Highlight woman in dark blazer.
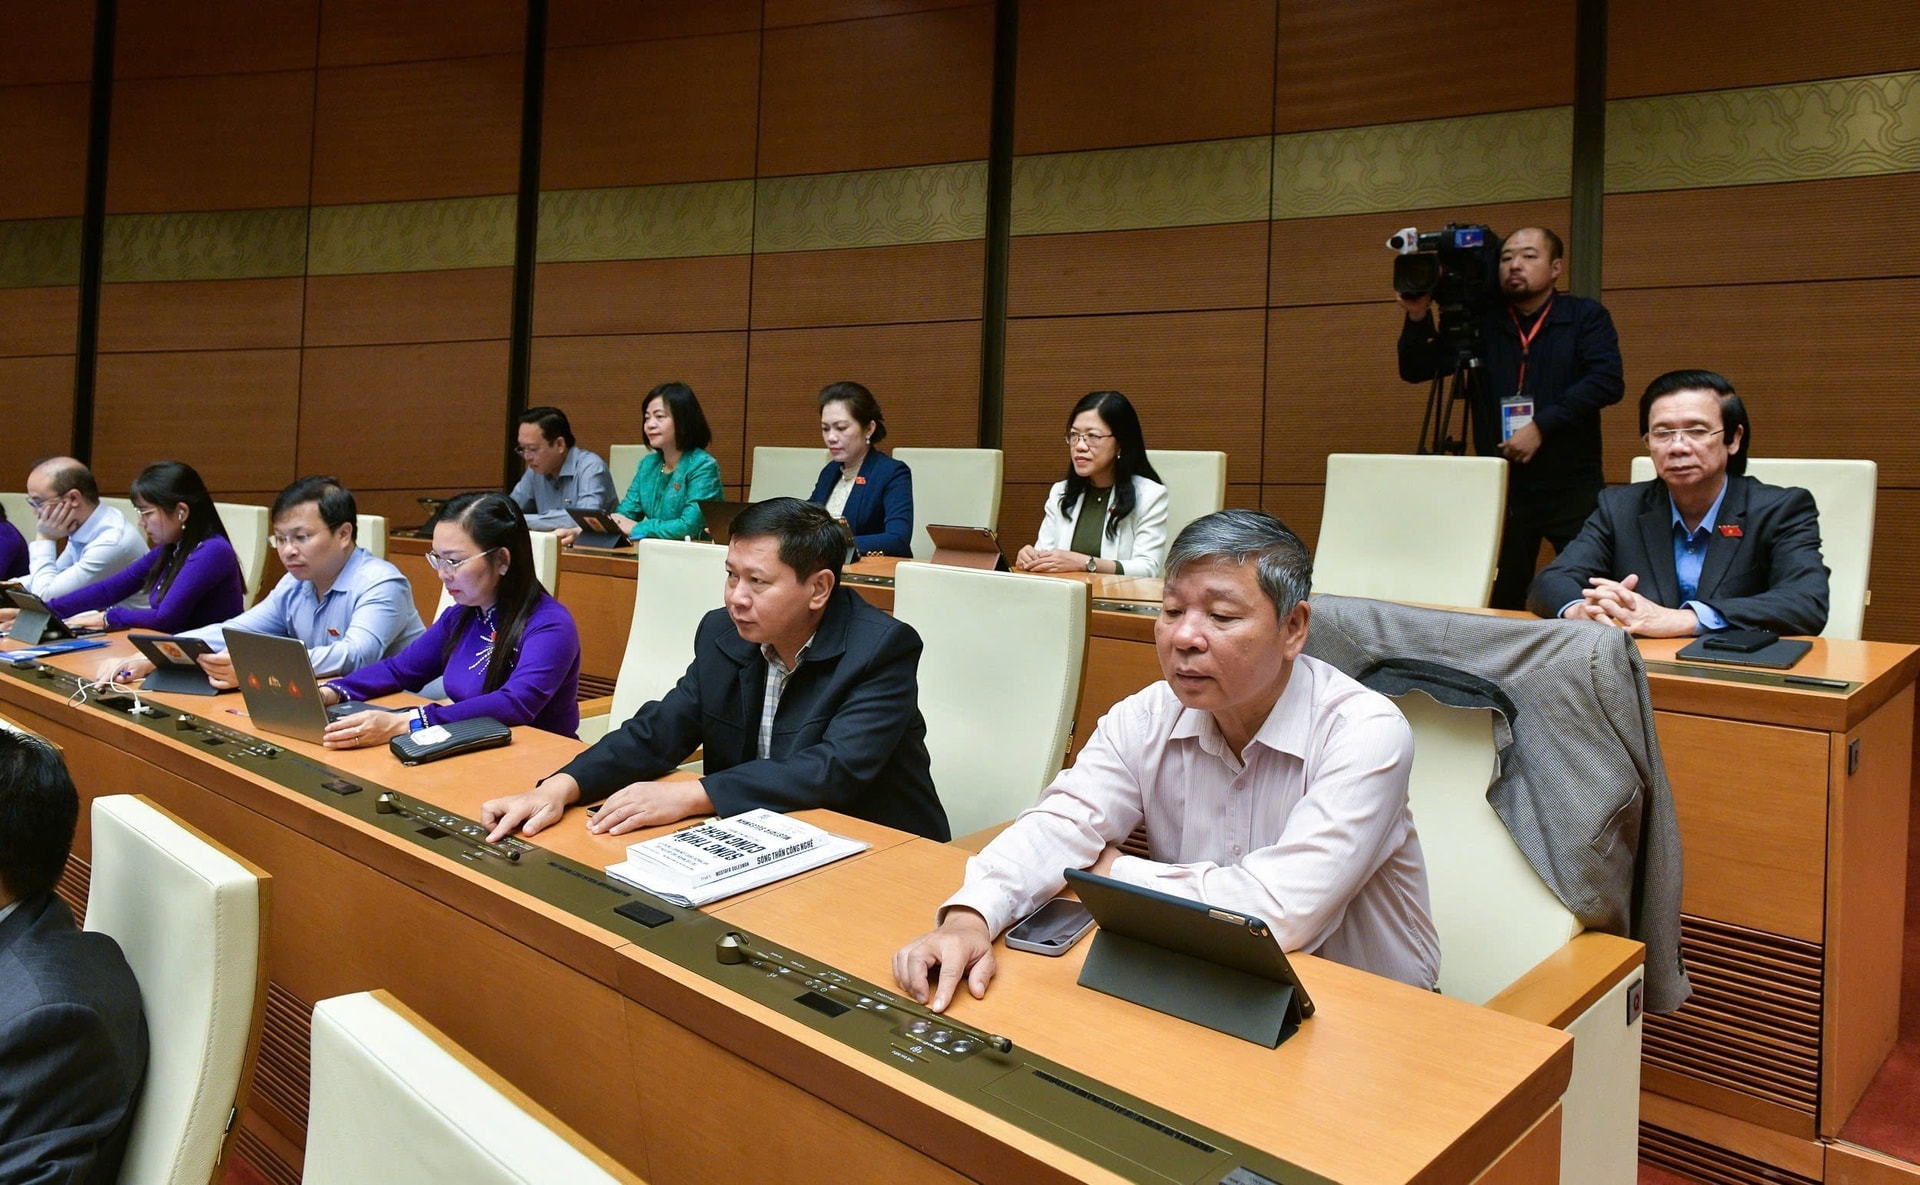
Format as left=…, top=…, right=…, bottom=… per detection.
left=807, top=381, right=913, bottom=557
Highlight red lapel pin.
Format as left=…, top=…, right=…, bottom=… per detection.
left=1718, top=524, right=1743, bottom=537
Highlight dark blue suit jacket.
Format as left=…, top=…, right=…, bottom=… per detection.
left=809, top=451, right=914, bottom=557
left=0, top=894, right=147, bottom=1185
left=558, top=586, right=950, bottom=840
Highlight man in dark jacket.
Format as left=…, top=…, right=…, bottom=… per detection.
left=484, top=497, right=949, bottom=842
left=1399, top=226, right=1625, bottom=609
left=1528, top=369, right=1829, bottom=636
left=0, top=728, right=147, bottom=1185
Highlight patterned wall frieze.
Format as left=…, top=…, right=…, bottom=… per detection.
left=1271, top=108, right=1573, bottom=221
left=307, top=196, right=517, bottom=275
left=537, top=180, right=754, bottom=262
left=1607, top=70, right=1920, bottom=193
left=1010, top=137, right=1271, bottom=235
left=0, top=217, right=83, bottom=289
left=754, top=162, right=986, bottom=253
left=101, top=207, right=308, bottom=283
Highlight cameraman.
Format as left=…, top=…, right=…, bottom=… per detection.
left=1397, top=227, right=1624, bottom=609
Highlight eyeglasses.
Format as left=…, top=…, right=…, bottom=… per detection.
left=1644, top=427, right=1725, bottom=448
left=1065, top=431, right=1113, bottom=446
left=425, top=548, right=498, bottom=573
left=26, top=493, right=66, bottom=511
left=513, top=445, right=548, bottom=457
left=270, top=531, right=322, bottom=549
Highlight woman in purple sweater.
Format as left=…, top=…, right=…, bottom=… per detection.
left=48, top=461, right=245, bottom=633
left=319, top=492, right=581, bottom=741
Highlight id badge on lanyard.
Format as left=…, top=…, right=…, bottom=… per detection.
left=1503, top=296, right=1552, bottom=442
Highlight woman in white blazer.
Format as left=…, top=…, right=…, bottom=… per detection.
left=1017, top=390, right=1170, bottom=577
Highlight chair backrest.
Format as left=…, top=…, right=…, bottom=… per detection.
left=434, top=530, right=560, bottom=619
left=748, top=446, right=827, bottom=503
left=1629, top=455, right=1875, bottom=640
left=0, top=491, right=32, bottom=532
left=609, top=444, right=648, bottom=501
left=305, top=991, right=639, bottom=1185
left=355, top=514, right=388, bottom=561
left=101, top=495, right=138, bottom=528
left=892, top=562, right=1087, bottom=838
left=1144, top=450, right=1228, bottom=545
left=889, top=448, right=1004, bottom=561
left=1313, top=454, right=1508, bottom=608
left=85, top=794, right=267, bottom=1185
left=1393, top=691, right=1580, bottom=1005
left=610, top=540, right=729, bottom=723
left=214, top=502, right=270, bottom=606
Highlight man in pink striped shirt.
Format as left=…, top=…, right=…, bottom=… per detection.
left=894, top=510, right=1439, bottom=1012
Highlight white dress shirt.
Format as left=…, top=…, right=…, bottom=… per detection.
left=944, top=654, right=1440, bottom=988
left=1033, top=475, right=1170, bottom=577
left=24, top=502, right=149, bottom=605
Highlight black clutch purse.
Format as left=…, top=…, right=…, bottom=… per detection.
left=388, top=716, right=513, bottom=765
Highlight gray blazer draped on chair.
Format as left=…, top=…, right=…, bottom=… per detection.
left=1304, top=594, right=1692, bottom=1013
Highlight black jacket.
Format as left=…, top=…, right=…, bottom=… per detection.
left=560, top=586, right=949, bottom=840
left=0, top=894, right=148, bottom=1185
left=1399, top=292, right=1624, bottom=494
left=1527, top=475, right=1830, bottom=635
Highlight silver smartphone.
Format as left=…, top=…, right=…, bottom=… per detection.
left=1004, top=897, right=1095, bottom=956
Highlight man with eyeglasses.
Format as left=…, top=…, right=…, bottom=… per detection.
left=508, top=406, right=617, bottom=531
left=109, top=476, right=426, bottom=689
left=11, top=457, right=146, bottom=603
left=1527, top=369, right=1828, bottom=637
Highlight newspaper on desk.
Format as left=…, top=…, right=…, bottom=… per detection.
left=605, top=808, right=868, bottom=907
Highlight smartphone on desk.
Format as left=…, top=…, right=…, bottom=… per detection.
left=1005, top=897, right=1095, bottom=956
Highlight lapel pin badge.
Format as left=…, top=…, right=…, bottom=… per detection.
left=1718, top=524, right=1743, bottom=537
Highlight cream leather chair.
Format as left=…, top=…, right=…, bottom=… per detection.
left=1395, top=690, right=1642, bottom=1185
left=354, top=513, right=388, bottom=561
left=0, top=491, right=31, bottom=533
left=576, top=539, right=728, bottom=744
left=1312, top=454, right=1508, bottom=608
left=305, top=990, right=641, bottom=1185
left=85, top=794, right=268, bottom=1185
left=749, top=446, right=828, bottom=502
left=101, top=495, right=138, bottom=529
left=1629, top=455, right=1874, bottom=640
left=890, top=447, right=1004, bottom=561
left=892, top=562, right=1087, bottom=838
left=214, top=502, right=270, bottom=605
left=1145, top=450, right=1227, bottom=544
left=609, top=444, right=647, bottom=503
left=433, top=529, right=561, bottom=620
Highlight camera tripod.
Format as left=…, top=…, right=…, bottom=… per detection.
left=1417, top=354, right=1487, bottom=457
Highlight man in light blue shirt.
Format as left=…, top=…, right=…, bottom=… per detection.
left=110, top=477, right=425, bottom=688
left=15, top=458, right=147, bottom=603
left=508, top=406, right=617, bottom=531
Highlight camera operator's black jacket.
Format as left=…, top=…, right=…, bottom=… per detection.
left=1399, top=293, right=1624, bottom=495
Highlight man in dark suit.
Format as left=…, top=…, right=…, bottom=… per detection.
left=483, top=497, right=949, bottom=842
left=0, top=728, right=147, bottom=1184
left=1528, top=369, right=1829, bottom=636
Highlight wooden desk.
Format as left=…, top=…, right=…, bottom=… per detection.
left=2, top=632, right=1570, bottom=1185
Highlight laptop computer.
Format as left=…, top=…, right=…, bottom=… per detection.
left=225, top=629, right=388, bottom=743
left=565, top=508, right=632, bottom=550
left=925, top=524, right=1010, bottom=572
left=697, top=499, right=753, bottom=544
left=127, top=634, right=220, bottom=696
left=4, top=588, right=103, bottom=645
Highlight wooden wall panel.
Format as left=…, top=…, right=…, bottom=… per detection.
left=1274, top=0, right=1575, bottom=133
left=1014, top=0, right=1275, bottom=154
left=0, top=2, right=95, bottom=85
left=743, top=321, right=982, bottom=451
left=756, top=4, right=993, bottom=176
left=0, top=289, right=80, bottom=357
left=98, top=279, right=305, bottom=352
left=297, top=342, right=509, bottom=490
left=1608, top=0, right=1920, bottom=98
left=540, top=33, right=760, bottom=189
left=1864, top=491, right=1920, bottom=643
left=1269, top=199, right=1572, bottom=308
left=751, top=241, right=983, bottom=329
left=529, top=331, right=750, bottom=484
left=0, top=83, right=91, bottom=218
left=317, top=0, right=526, bottom=67
left=533, top=258, right=752, bottom=337
left=113, top=0, right=318, bottom=78
left=764, top=0, right=981, bottom=26
left=0, top=355, right=76, bottom=484
left=546, top=0, right=760, bottom=47
left=1004, top=310, right=1266, bottom=484
left=106, top=72, right=316, bottom=212
left=304, top=269, right=514, bottom=346
left=1010, top=222, right=1270, bottom=318
left=311, top=56, right=524, bottom=204
left=93, top=350, right=301, bottom=490
left=1262, top=483, right=1327, bottom=551
left=1262, top=304, right=1431, bottom=483
left=997, top=482, right=1051, bottom=553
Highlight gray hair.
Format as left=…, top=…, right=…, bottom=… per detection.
left=1163, top=509, right=1312, bottom=617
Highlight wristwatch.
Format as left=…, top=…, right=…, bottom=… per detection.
left=1085, top=556, right=1098, bottom=573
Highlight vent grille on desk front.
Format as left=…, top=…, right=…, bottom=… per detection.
left=1639, top=1121, right=1819, bottom=1185
left=252, top=981, right=314, bottom=1134
left=56, top=852, right=89, bottom=920
left=1642, top=915, right=1823, bottom=1116
left=231, top=1123, right=303, bottom=1185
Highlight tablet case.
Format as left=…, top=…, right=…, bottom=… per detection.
left=127, top=635, right=219, bottom=696
left=389, top=715, right=513, bottom=765
left=566, top=509, right=631, bottom=550
left=1674, top=635, right=1814, bottom=670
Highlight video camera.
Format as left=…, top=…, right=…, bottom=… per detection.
left=1387, top=223, right=1504, bottom=361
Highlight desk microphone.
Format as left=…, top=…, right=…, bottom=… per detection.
left=714, top=932, right=1013, bottom=1055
